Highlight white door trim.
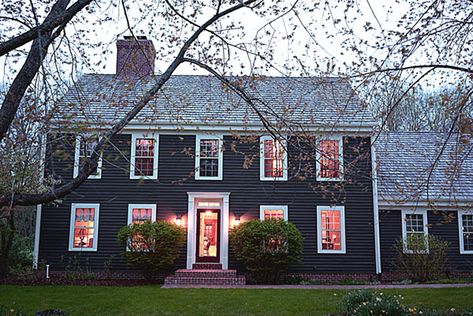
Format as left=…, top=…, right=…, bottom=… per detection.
left=186, top=192, right=230, bottom=269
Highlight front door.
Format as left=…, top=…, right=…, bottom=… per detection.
left=196, top=209, right=220, bottom=262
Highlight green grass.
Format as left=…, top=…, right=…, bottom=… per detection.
left=0, top=286, right=472, bottom=315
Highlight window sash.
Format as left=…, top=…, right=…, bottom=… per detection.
left=74, top=135, right=102, bottom=179
left=263, top=139, right=284, bottom=178
left=195, top=136, right=222, bottom=180
left=130, top=134, right=158, bottom=179
left=69, top=204, right=99, bottom=251
left=461, top=213, right=473, bottom=252
left=260, top=205, right=288, bottom=221
left=316, top=138, right=343, bottom=181
left=317, top=206, right=346, bottom=254
left=402, top=210, right=428, bottom=253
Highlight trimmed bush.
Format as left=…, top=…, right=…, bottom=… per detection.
left=117, top=221, right=186, bottom=278
left=395, top=234, right=449, bottom=282
left=229, top=219, right=303, bottom=283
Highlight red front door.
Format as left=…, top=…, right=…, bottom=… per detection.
left=196, top=209, right=220, bottom=262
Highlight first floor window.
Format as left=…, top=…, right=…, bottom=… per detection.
left=74, top=135, right=102, bottom=179
left=316, top=137, right=343, bottom=181
left=69, top=203, right=100, bottom=251
left=130, top=133, right=159, bottom=179
left=127, top=204, right=157, bottom=251
left=317, top=206, right=346, bottom=253
left=260, top=136, right=287, bottom=180
left=195, top=135, right=223, bottom=180
left=459, top=210, right=473, bottom=254
left=402, top=210, right=428, bottom=253
left=260, top=205, right=288, bottom=221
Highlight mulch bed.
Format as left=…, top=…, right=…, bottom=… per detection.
left=0, top=278, right=163, bottom=286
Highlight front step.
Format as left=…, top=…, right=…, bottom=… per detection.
left=192, top=263, right=222, bottom=270
left=164, top=268, right=246, bottom=287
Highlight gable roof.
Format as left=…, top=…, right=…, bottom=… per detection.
left=54, top=74, right=375, bottom=130
left=376, top=131, right=473, bottom=204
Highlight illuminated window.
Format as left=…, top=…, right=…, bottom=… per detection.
left=317, top=206, right=346, bottom=254
left=459, top=210, right=473, bottom=254
left=195, top=135, right=223, bottom=180
left=260, top=205, right=288, bottom=221
left=260, top=136, right=287, bottom=181
left=69, top=203, right=100, bottom=251
left=130, top=133, right=159, bottom=179
left=316, top=137, right=343, bottom=181
left=402, top=210, right=429, bottom=254
left=127, top=204, right=157, bottom=251
left=73, top=135, right=102, bottom=179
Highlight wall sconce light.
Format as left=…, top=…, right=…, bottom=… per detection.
left=175, top=214, right=183, bottom=226
left=234, top=213, right=241, bottom=226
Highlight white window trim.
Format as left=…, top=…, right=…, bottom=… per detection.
left=129, top=132, right=159, bottom=180
left=316, top=136, right=344, bottom=182
left=69, top=203, right=100, bottom=252
left=259, top=205, right=289, bottom=221
left=127, top=204, right=157, bottom=225
left=195, top=134, right=223, bottom=180
left=458, top=209, right=473, bottom=255
left=73, top=135, right=103, bottom=179
left=259, top=135, right=288, bottom=181
left=317, top=205, right=346, bottom=254
left=401, top=209, right=429, bottom=254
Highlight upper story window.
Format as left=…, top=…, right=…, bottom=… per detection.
left=260, top=205, right=288, bottom=221
left=317, top=206, right=346, bottom=254
left=402, top=209, right=429, bottom=254
left=195, top=135, right=223, bottom=180
left=69, top=203, right=100, bottom=251
left=130, top=133, right=159, bottom=179
left=458, top=210, right=473, bottom=254
left=260, top=136, right=288, bottom=181
left=74, top=135, right=102, bottom=179
left=316, top=137, right=343, bottom=181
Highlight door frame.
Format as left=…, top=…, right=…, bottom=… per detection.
left=186, top=192, right=230, bottom=269
left=195, top=208, right=221, bottom=262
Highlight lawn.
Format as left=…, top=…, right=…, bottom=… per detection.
left=0, top=286, right=472, bottom=315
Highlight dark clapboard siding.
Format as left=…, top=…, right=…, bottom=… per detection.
left=39, top=133, right=376, bottom=273
left=380, top=210, right=473, bottom=272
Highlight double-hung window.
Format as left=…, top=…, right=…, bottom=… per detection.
left=260, top=205, right=288, bottom=221
left=260, top=136, right=287, bottom=181
left=316, top=137, right=343, bottom=181
left=195, top=135, right=223, bottom=180
left=317, top=206, right=346, bottom=254
left=74, top=135, right=102, bottom=179
left=401, top=209, right=429, bottom=253
left=130, top=133, right=159, bottom=179
left=458, top=210, right=473, bottom=254
left=69, top=203, right=100, bottom=251
left=127, top=204, right=157, bottom=251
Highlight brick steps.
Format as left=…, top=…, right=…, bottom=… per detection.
left=164, top=268, right=246, bottom=287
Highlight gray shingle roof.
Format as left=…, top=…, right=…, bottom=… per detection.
left=376, top=132, right=473, bottom=203
left=54, top=74, right=375, bottom=129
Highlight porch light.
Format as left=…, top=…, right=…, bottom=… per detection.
left=234, top=215, right=241, bottom=226
left=175, top=214, right=183, bottom=226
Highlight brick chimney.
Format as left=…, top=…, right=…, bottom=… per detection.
left=116, top=36, right=156, bottom=78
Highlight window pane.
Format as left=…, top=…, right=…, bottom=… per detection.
left=73, top=208, right=95, bottom=249
left=200, top=158, right=219, bottom=177
left=319, top=140, right=339, bottom=179
left=134, top=139, right=155, bottom=177
left=200, top=140, right=219, bottom=158
left=132, top=208, right=152, bottom=224
left=264, top=209, right=284, bottom=220
left=463, top=214, right=473, bottom=251
left=320, top=210, right=342, bottom=250
left=263, top=139, right=284, bottom=178
left=79, top=137, right=99, bottom=175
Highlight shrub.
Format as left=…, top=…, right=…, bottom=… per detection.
left=340, top=290, right=408, bottom=316
left=229, top=219, right=303, bottom=283
left=394, top=234, right=449, bottom=282
left=117, top=221, right=186, bottom=278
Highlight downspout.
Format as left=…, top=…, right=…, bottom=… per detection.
left=371, top=136, right=382, bottom=274
left=33, top=132, right=47, bottom=269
